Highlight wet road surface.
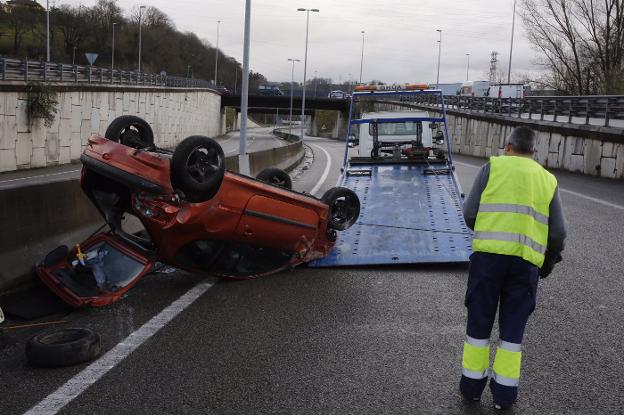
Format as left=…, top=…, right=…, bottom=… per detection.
left=1, top=139, right=624, bottom=414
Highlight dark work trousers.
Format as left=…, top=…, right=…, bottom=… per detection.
left=460, top=252, right=539, bottom=406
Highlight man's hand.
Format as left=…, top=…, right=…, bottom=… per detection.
left=539, top=251, right=562, bottom=279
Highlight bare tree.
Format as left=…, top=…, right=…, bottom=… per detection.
left=521, top=0, right=624, bottom=94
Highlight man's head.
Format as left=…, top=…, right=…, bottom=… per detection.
left=505, top=127, right=536, bottom=156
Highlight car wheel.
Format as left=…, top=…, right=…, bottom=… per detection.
left=105, top=115, right=155, bottom=150
left=256, top=167, right=292, bottom=189
left=321, top=187, right=360, bottom=231
left=26, top=328, right=101, bottom=368
left=170, top=135, right=225, bottom=203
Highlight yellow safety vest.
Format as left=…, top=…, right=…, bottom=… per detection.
left=472, top=156, right=558, bottom=267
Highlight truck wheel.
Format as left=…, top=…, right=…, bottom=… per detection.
left=170, top=135, right=225, bottom=203
left=105, top=115, right=154, bottom=149
left=256, top=167, right=292, bottom=189
left=26, top=328, right=101, bottom=368
left=321, top=187, right=360, bottom=231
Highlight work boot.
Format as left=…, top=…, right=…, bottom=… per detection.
left=460, top=375, right=488, bottom=402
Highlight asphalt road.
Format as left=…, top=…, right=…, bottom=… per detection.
left=217, top=126, right=290, bottom=157
left=1, top=139, right=624, bottom=414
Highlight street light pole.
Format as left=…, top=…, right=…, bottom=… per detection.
left=138, top=5, right=146, bottom=72
left=111, top=23, right=117, bottom=71
left=239, top=0, right=252, bottom=175
left=466, top=53, right=470, bottom=81
left=214, top=20, right=221, bottom=85
left=46, top=0, right=50, bottom=61
left=314, top=70, right=318, bottom=98
left=288, top=58, right=300, bottom=138
left=298, top=8, right=319, bottom=141
left=507, top=0, right=517, bottom=84
left=359, top=30, right=365, bottom=84
left=436, top=29, right=442, bottom=88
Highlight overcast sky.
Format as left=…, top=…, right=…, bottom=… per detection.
left=60, top=0, right=540, bottom=84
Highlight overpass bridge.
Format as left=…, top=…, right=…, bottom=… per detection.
left=221, top=95, right=350, bottom=138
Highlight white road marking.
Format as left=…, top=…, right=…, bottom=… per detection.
left=25, top=281, right=215, bottom=415
left=454, top=160, right=624, bottom=211
left=0, top=169, right=81, bottom=185
left=309, top=143, right=332, bottom=196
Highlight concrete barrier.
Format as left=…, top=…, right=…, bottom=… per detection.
left=0, top=136, right=304, bottom=293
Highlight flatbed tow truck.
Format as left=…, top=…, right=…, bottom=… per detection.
left=311, top=85, right=472, bottom=267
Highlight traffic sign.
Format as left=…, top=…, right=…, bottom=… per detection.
left=85, top=53, right=99, bottom=65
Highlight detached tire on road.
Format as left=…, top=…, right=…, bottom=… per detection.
left=321, top=187, right=360, bottom=231
left=170, top=135, right=225, bottom=203
left=105, top=115, right=155, bottom=149
left=26, top=328, right=101, bottom=368
left=256, top=167, right=292, bottom=189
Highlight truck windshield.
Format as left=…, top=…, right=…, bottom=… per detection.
left=369, top=121, right=422, bottom=136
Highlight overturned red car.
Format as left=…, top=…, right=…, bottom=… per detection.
left=36, top=116, right=360, bottom=307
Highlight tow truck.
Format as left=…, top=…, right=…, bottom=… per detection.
left=310, top=85, right=472, bottom=267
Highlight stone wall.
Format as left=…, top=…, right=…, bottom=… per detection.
left=445, top=114, right=624, bottom=179
left=389, top=102, right=624, bottom=180
left=0, top=85, right=222, bottom=172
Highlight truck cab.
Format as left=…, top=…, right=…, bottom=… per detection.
left=357, top=111, right=435, bottom=158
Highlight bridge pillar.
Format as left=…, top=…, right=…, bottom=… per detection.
left=235, top=111, right=241, bottom=131
left=332, top=111, right=348, bottom=140
left=220, top=109, right=227, bottom=135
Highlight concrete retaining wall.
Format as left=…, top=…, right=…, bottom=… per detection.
left=390, top=102, right=624, bottom=180
left=0, top=136, right=304, bottom=292
left=444, top=113, right=624, bottom=179
left=0, top=85, right=222, bottom=172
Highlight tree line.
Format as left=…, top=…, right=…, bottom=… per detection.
left=521, top=0, right=624, bottom=95
left=0, top=0, right=267, bottom=89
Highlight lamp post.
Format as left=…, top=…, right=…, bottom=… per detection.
left=297, top=7, right=319, bottom=140
left=111, top=23, right=117, bottom=71
left=313, top=70, right=318, bottom=98
left=288, top=58, right=300, bottom=137
left=138, top=5, right=146, bottom=72
left=214, top=20, right=221, bottom=85
left=466, top=53, right=470, bottom=81
left=507, top=0, right=517, bottom=84
left=359, top=30, right=365, bottom=84
left=239, top=0, right=252, bottom=175
left=435, top=29, right=442, bottom=88
left=46, top=0, right=50, bottom=61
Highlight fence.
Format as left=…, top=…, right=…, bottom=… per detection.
left=398, top=94, right=624, bottom=128
left=0, top=57, right=213, bottom=89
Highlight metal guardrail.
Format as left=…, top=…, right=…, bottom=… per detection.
left=0, top=57, right=213, bottom=89
left=398, top=94, right=624, bottom=128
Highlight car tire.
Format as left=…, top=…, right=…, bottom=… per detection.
left=256, top=167, right=292, bottom=189
left=26, top=328, right=101, bottom=368
left=321, top=187, right=360, bottom=231
left=105, top=115, right=155, bottom=149
left=170, top=135, right=225, bottom=203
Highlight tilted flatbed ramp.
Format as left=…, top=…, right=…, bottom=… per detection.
left=310, top=87, right=472, bottom=267
left=310, top=163, right=471, bottom=267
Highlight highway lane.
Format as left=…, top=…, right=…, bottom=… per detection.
left=2, top=141, right=624, bottom=414
left=217, top=126, right=290, bottom=157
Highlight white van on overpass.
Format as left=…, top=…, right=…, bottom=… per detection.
left=459, top=81, right=490, bottom=97
left=488, top=83, right=528, bottom=99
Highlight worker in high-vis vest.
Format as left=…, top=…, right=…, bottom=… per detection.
left=459, top=127, right=567, bottom=410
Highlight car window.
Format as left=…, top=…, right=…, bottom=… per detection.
left=369, top=121, right=422, bottom=136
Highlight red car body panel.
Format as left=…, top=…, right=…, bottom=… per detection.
left=36, top=135, right=337, bottom=307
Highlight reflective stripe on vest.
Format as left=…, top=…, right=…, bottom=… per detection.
left=462, top=336, right=490, bottom=379
left=473, top=156, right=558, bottom=267
left=492, top=340, right=522, bottom=386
